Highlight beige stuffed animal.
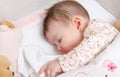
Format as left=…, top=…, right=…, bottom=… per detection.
left=0, top=55, right=14, bottom=77
left=113, top=19, right=120, bottom=31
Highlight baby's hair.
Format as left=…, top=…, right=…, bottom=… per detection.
left=43, top=0, right=89, bottom=37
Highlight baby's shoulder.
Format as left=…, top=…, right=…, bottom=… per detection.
left=85, top=19, right=115, bottom=36
left=88, top=19, right=113, bottom=30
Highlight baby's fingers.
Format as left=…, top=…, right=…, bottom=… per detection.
left=45, top=70, right=56, bottom=77
left=50, top=71, right=56, bottom=77
left=38, top=64, right=47, bottom=75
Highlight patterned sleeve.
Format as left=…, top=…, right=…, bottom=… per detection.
left=58, top=19, right=119, bottom=72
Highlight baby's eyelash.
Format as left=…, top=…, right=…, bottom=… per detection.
left=58, top=38, right=62, bottom=43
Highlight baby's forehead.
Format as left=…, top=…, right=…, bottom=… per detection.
left=45, top=28, right=57, bottom=45
left=45, top=18, right=69, bottom=36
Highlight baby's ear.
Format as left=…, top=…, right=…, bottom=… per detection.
left=72, top=16, right=84, bottom=31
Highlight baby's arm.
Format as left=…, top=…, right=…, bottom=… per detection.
left=58, top=19, right=119, bottom=72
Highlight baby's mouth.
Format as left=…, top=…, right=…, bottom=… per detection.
left=60, top=49, right=68, bottom=54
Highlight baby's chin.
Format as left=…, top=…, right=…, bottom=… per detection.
left=59, top=46, right=76, bottom=54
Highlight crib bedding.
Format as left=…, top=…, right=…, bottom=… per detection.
left=18, top=33, right=120, bottom=77
left=16, top=0, right=120, bottom=77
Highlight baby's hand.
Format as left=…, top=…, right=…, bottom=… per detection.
left=38, top=59, right=63, bottom=77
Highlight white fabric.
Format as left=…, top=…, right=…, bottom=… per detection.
left=18, top=45, right=58, bottom=77
left=76, top=0, right=116, bottom=23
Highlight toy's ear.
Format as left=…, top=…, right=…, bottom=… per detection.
left=113, top=19, right=120, bottom=31
left=2, top=20, right=15, bottom=29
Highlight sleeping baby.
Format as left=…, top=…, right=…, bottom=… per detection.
left=38, top=1, right=119, bottom=77
left=18, top=1, right=119, bottom=77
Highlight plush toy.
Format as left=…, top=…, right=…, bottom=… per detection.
left=0, top=20, right=22, bottom=76
left=113, top=19, right=120, bottom=31
left=0, top=55, right=14, bottom=77
left=0, top=20, right=15, bottom=31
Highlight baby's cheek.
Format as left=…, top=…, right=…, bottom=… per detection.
left=61, top=38, right=80, bottom=54
left=63, top=41, right=80, bottom=54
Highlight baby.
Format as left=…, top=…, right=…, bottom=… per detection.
left=39, top=1, right=119, bottom=77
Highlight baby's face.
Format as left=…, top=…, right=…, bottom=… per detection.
left=46, top=20, right=83, bottom=54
